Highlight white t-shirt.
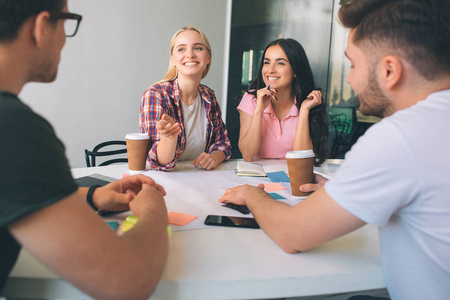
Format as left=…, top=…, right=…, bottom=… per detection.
left=325, top=90, right=450, bottom=300
left=178, top=93, right=207, bottom=161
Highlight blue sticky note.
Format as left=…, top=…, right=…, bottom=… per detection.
left=269, top=192, right=286, bottom=200
left=267, top=171, right=290, bottom=183
left=106, top=221, right=119, bottom=230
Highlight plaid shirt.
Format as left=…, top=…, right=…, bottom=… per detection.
left=139, top=79, right=232, bottom=171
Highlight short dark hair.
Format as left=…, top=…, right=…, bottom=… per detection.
left=339, top=0, right=450, bottom=80
left=249, top=38, right=329, bottom=165
left=0, top=0, right=65, bottom=42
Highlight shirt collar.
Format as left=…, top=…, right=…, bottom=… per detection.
left=168, top=78, right=211, bottom=104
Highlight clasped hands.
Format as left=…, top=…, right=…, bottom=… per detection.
left=91, top=174, right=166, bottom=215
left=156, top=114, right=220, bottom=170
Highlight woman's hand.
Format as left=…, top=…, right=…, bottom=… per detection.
left=156, top=114, right=181, bottom=139
left=301, top=89, right=322, bottom=111
left=191, top=152, right=219, bottom=170
left=255, top=86, right=278, bottom=113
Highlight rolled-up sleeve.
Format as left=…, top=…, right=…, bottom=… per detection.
left=139, top=86, right=177, bottom=171
left=206, top=94, right=232, bottom=160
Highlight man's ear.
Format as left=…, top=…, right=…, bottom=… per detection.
left=33, top=11, right=51, bottom=48
left=378, top=55, right=403, bottom=90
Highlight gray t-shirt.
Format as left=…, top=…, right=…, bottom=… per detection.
left=178, top=93, right=207, bottom=161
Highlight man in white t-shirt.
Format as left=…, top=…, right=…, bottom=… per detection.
left=219, top=0, right=450, bottom=299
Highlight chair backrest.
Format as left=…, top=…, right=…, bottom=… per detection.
left=84, top=140, right=128, bottom=167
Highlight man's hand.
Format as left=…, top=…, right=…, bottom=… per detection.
left=219, top=184, right=266, bottom=206
left=128, top=184, right=167, bottom=218
left=93, top=175, right=166, bottom=211
left=299, top=174, right=328, bottom=193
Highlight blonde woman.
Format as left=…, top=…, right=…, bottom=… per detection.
left=139, top=26, right=231, bottom=171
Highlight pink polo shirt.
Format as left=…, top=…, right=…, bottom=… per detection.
left=237, top=92, right=299, bottom=159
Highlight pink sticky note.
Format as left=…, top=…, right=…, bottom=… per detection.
left=168, top=212, right=198, bottom=226
left=264, top=182, right=286, bottom=193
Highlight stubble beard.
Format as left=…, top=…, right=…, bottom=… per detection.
left=358, top=67, right=394, bottom=118
left=27, top=57, right=58, bottom=83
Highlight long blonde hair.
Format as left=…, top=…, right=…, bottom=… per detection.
left=158, top=26, right=212, bottom=83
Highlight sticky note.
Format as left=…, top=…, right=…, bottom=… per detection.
left=267, top=171, right=290, bottom=183
left=125, top=215, right=138, bottom=224
left=106, top=221, right=118, bottom=230
left=122, top=216, right=137, bottom=232
left=263, top=182, right=287, bottom=192
left=122, top=221, right=134, bottom=232
left=268, top=192, right=286, bottom=200
left=168, top=212, right=198, bottom=226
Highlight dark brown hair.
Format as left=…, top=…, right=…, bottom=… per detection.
left=248, top=38, right=329, bottom=166
left=0, top=0, right=65, bottom=42
left=339, top=0, right=450, bottom=80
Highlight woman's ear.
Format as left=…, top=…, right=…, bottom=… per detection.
left=33, top=11, right=51, bottom=48
left=378, top=55, right=403, bottom=90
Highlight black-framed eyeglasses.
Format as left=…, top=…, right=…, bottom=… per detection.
left=49, top=12, right=82, bottom=37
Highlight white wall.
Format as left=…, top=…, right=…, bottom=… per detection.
left=19, top=0, right=230, bottom=168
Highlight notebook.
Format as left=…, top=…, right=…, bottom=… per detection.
left=235, top=161, right=267, bottom=177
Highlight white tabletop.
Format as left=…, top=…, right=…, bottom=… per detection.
left=4, top=159, right=385, bottom=300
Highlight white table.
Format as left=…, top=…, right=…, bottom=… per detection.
left=3, top=160, right=385, bottom=299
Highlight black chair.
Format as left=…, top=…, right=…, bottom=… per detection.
left=84, top=140, right=128, bottom=167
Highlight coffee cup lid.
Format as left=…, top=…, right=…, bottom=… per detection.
left=285, top=150, right=315, bottom=159
left=125, top=133, right=150, bottom=140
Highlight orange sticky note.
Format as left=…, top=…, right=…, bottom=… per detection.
left=264, top=182, right=286, bottom=193
left=168, top=212, right=198, bottom=226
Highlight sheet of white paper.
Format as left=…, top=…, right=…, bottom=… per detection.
left=90, top=159, right=343, bottom=232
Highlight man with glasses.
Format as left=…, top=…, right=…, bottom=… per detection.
left=50, top=11, right=82, bottom=37
left=0, top=1, right=169, bottom=298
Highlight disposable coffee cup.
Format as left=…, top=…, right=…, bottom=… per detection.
left=285, top=150, right=315, bottom=197
left=125, top=133, right=150, bottom=174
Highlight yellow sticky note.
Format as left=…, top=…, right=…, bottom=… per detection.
left=125, top=215, right=138, bottom=224
left=122, top=216, right=137, bottom=232
left=263, top=182, right=287, bottom=193
left=168, top=212, right=197, bottom=226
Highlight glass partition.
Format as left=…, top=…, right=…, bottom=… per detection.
left=226, top=0, right=379, bottom=159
